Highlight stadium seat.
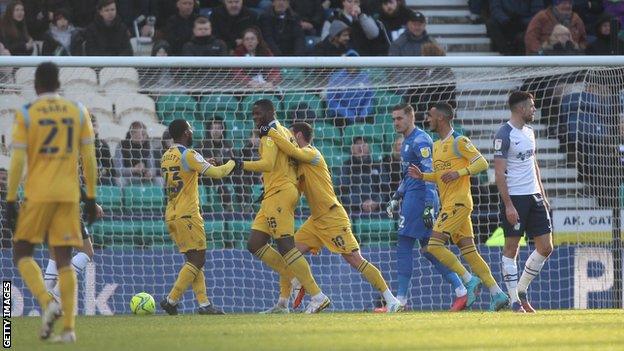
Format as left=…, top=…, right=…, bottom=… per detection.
left=280, top=68, right=305, bottom=83
left=343, top=123, right=383, bottom=146
left=198, top=94, right=239, bottom=118
left=91, top=221, right=137, bottom=246
left=203, top=186, right=225, bottom=213
left=123, top=185, right=165, bottom=210
left=100, top=67, right=139, bottom=94
left=317, top=144, right=349, bottom=168
left=312, top=123, right=341, bottom=142
left=97, top=185, right=123, bottom=210
left=59, top=67, right=98, bottom=94
left=205, top=220, right=227, bottom=249
left=353, top=218, right=396, bottom=246
left=156, top=94, right=198, bottom=125
left=374, top=91, right=404, bottom=115
left=227, top=220, right=248, bottom=249
left=136, top=220, right=169, bottom=245
left=0, top=94, right=26, bottom=125
left=65, top=93, right=115, bottom=124
left=240, top=94, right=281, bottom=118
left=225, top=120, right=254, bottom=149
left=14, top=67, right=36, bottom=88
left=282, top=93, right=324, bottom=120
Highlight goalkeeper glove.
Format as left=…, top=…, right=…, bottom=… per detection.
left=6, top=201, right=18, bottom=232
left=385, top=193, right=401, bottom=219
left=84, top=198, right=98, bottom=225
left=422, top=205, right=434, bottom=229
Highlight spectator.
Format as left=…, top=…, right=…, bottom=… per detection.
left=210, top=0, right=259, bottom=50
left=572, top=0, right=603, bottom=35
left=0, top=1, right=34, bottom=56
left=539, top=23, right=584, bottom=54
left=381, top=135, right=403, bottom=195
left=181, top=16, right=227, bottom=56
left=603, top=0, right=624, bottom=28
left=148, top=40, right=175, bottom=87
left=41, top=8, right=78, bottom=55
left=81, top=0, right=133, bottom=56
left=153, top=129, right=172, bottom=176
left=313, top=20, right=352, bottom=56
left=259, top=0, right=305, bottom=56
left=151, top=39, right=171, bottom=56
left=164, top=0, right=197, bottom=56
left=378, top=0, right=411, bottom=41
left=322, top=0, right=387, bottom=56
left=468, top=0, right=485, bottom=23
left=116, top=0, right=159, bottom=32
left=90, top=113, right=119, bottom=185
left=21, top=0, right=55, bottom=40
left=339, top=136, right=387, bottom=213
left=586, top=14, right=624, bottom=55
left=234, top=27, right=281, bottom=88
left=485, top=0, right=544, bottom=55
left=290, top=0, right=325, bottom=35
left=525, top=0, right=587, bottom=55
left=388, top=10, right=436, bottom=56
left=116, top=121, right=161, bottom=186
left=326, top=62, right=374, bottom=126
left=198, top=120, right=235, bottom=167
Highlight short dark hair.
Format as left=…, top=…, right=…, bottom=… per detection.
left=431, top=102, right=454, bottom=120
left=96, top=0, right=115, bottom=10
left=35, top=62, right=60, bottom=92
left=508, top=91, right=534, bottom=111
left=194, top=16, right=210, bottom=26
left=253, top=99, right=275, bottom=114
left=352, top=136, right=366, bottom=144
left=168, top=119, right=189, bottom=140
left=291, top=122, right=313, bottom=142
left=392, top=103, right=414, bottom=115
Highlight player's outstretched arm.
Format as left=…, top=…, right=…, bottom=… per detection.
left=203, top=160, right=236, bottom=178
left=456, top=136, right=488, bottom=176
left=184, top=150, right=235, bottom=178
left=267, top=129, right=320, bottom=165
left=240, top=135, right=279, bottom=173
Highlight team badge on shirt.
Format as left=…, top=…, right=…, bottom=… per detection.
left=420, top=147, right=431, bottom=158
left=494, top=139, right=502, bottom=150
left=265, top=137, right=275, bottom=147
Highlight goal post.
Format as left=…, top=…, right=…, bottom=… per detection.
left=0, top=56, right=622, bottom=314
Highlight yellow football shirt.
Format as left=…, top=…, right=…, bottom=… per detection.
left=423, top=131, right=488, bottom=209
left=243, top=121, right=298, bottom=198
left=161, top=144, right=234, bottom=221
left=268, top=129, right=341, bottom=219
left=9, top=93, right=95, bottom=202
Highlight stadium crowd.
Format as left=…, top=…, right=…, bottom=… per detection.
left=1, top=0, right=624, bottom=58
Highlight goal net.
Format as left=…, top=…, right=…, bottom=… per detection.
left=0, top=57, right=622, bottom=314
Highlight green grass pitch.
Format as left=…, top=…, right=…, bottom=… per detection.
left=9, top=310, right=624, bottom=351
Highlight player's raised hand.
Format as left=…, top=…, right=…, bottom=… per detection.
left=84, top=198, right=98, bottom=225
left=259, top=125, right=271, bottom=138
left=440, top=171, right=460, bottom=184
left=422, top=206, right=434, bottom=229
left=206, top=157, right=218, bottom=166
left=407, top=164, right=423, bottom=179
left=5, top=201, right=18, bottom=232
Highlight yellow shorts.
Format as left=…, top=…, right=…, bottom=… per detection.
left=167, top=216, right=206, bottom=253
left=251, top=186, right=298, bottom=239
left=14, top=201, right=82, bottom=247
left=433, top=204, right=474, bottom=244
left=296, top=206, right=359, bottom=254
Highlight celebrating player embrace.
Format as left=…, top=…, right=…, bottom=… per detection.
left=408, top=102, right=509, bottom=311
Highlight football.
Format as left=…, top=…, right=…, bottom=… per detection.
left=130, top=292, right=156, bottom=315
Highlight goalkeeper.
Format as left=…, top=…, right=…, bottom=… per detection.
left=263, top=122, right=403, bottom=313
left=385, top=104, right=467, bottom=311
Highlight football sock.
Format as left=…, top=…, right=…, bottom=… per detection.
left=283, top=248, right=321, bottom=296
left=422, top=251, right=465, bottom=296
left=278, top=274, right=292, bottom=300
left=517, top=250, right=548, bottom=293
left=461, top=272, right=473, bottom=283
left=44, top=259, right=58, bottom=291
left=357, top=259, right=389, bottom=293
left=53, top=252, right=90, bottom=298
left=427, top=237, right=469, bottom=277
left=501, top=255, right=519, bottom=303
left=254, top=244, right=289, bottom=275
left=17, top=257, right=52, bottom=309
left=191, top=268, right=210, bottom=306
left=396, top=236, right=415, bottom=299
left=460, top=244, right=502, bottom=294
left=277, top=297, right=289, bottom=308
left=168, top=262, right=200, bottom=304
left=58, top=266, right=77, bottom=331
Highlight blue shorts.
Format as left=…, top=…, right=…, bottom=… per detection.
left=501, top=193, right=552, bottom=238
left=398, top=197, right=432, bottom=239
